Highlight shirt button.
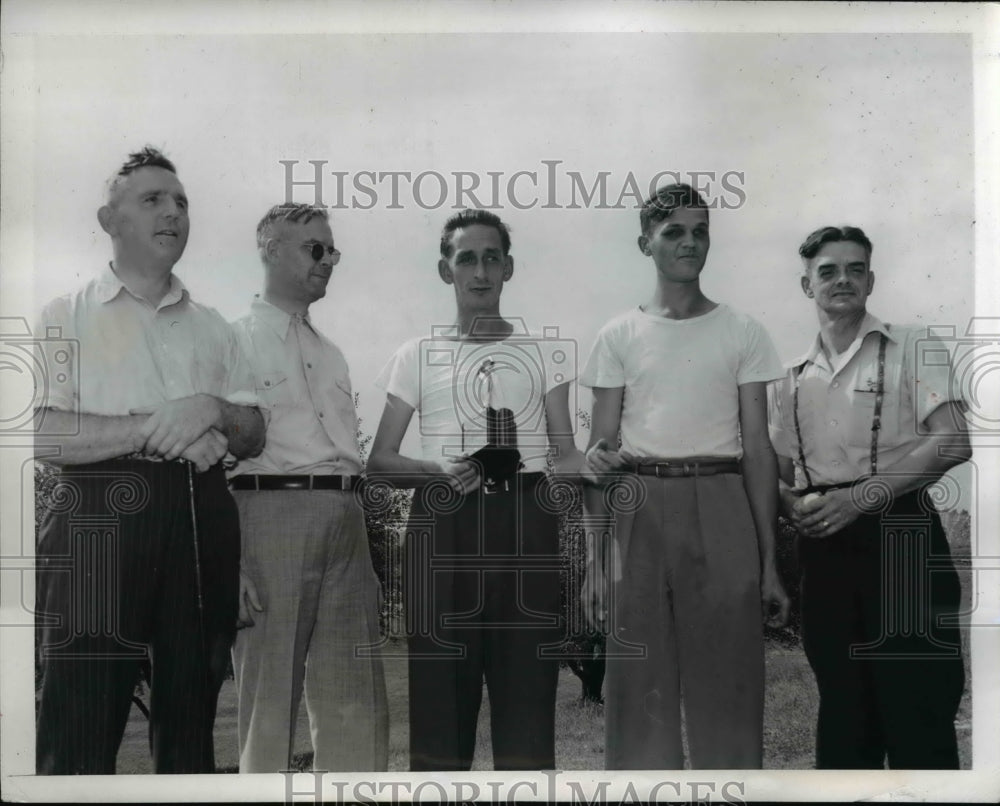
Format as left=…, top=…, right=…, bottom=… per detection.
left=306, top=363, right=312, bottom=369
left=830, top=420, right=838, bottom=427
left=318, top=412, right=324, bottom=418
left=264, top=380, right=271, bottom=387
left=832, top=381, right=840, bottom=389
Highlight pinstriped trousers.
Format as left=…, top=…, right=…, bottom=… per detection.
left=35, top=460, right=239, bottom=774
left=604, top=473, right=765, bottom=769
left=231, top=490, right=388, bottom=772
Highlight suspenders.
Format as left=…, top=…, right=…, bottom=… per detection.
left=792, top=330, right=888, bottom=493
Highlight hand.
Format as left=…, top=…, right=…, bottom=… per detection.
left=133, top=394, right=222, bottom=460
left=438, top=456, right=481, bottom=495
left=581, top=438, right=636, bottom=485
left=580, top=561, right=610, bottom=632
left=179, top=428, right=229, bottom=473
left=795, top=488, right=862, bottom=538
left=761, top=566, right=791, bottom=628
left=237, top=569, right=264, bottom=628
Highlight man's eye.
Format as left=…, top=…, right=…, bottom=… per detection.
left=484, top=255, right=499, bottom=264
left=663, top=230, right=682, bottom=240
left=456, top=254, right=475, bottom=265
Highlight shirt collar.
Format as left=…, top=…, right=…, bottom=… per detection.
left=96, top=263, right=188, bottom=308
left=251, top=295, right=315, bottom=341
left=789, top=311, right=897, bottom=371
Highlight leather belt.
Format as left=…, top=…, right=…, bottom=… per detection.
left=229, top=474, right=363, bottom=491
left=633, top=459, right=740, bottom=478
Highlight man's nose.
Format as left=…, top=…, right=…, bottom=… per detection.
left=472, top=258, right=488, bottom=278
left=162, top=197, right=181, bottom=218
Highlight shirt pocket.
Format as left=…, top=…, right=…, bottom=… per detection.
left=255, top=371, right=291, bottom=407
left=849, top=388, right=901, bottom=450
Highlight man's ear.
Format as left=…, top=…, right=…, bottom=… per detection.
left=97, top=205, right=115, bottom=236
left=637, top=234, right=651, bottom=255
left=502, top=255, right=514, bottom=282
left=438, top=258, right=454, bottom=285
left=263, top=237, right=281, bottom=264
left=800, top=273, right=815, bottom=298
left=866, top=270, right=875, bottom=296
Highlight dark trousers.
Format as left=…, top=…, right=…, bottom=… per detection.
left=404, top=475, right=562, bottom=771
left=35, top=460, right=240, bottom=774
left=799, top=489, right=965, bottom=769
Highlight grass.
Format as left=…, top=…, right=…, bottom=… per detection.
left=115, top=634, right=971, bottom=773
left=114, top=511, right=975, bottom=773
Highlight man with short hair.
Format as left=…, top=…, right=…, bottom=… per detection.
left=34, top=147, right=265, bottom=774
left=769, top=225, right=969, bottom=769
left=580, top=183, right=790, bottom=769
left=369, top=208, right=584, bottom=770
left=229, top=203, right=388, bottom=773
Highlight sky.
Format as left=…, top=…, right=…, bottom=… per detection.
left=15, top=29, right=978, bottom=451
left=2, top=1, right=999, bottom=799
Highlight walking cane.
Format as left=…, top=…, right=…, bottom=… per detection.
left=186, top=461, right=208, bottom=662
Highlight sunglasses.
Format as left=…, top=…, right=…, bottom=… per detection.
left=303, top=242, right=342, bottom=264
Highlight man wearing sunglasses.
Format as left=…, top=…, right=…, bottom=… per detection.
left=227, top=203, right=388, bottom=772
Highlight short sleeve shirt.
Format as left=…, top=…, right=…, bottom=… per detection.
left=375, top=322, right=575, bottom=473
left=767, top=313, right=960, bottom=488
left=34, top=266, right=256, bottom=419
left=578, top=304, right=784, bottom=458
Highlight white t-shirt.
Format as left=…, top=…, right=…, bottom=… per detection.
left=376, top=323, right=575, bottom=473
left=579, top=304, right=783, bottom=459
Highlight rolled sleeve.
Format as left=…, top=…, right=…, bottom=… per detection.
left=34, top=300, right=78, bottom=412
left=767, top=378, right=793, bottom=458
left=222, top=327, right=262, bottom=410
left=908, top=330, right=961, bottom=426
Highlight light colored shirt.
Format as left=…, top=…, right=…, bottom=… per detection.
left=375, top=322, right=575, bottom=473
left=579, top=304, right=784, bottom=458
left=768, top=313, right=959, bottom=488
left=230, top=297, right=362, bottom=476
left=35, top=265, right=256, bottom=416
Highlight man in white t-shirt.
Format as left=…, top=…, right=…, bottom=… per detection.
left=579, top=183, right=790, bottom=769
left=369, top=209, right=584, bottom=770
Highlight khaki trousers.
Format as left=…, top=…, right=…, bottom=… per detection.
left=604, top=473, right=764, bottom=769
left=232, top=490, right=388, bottom=772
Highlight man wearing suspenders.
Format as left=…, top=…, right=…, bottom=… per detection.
left=769, top=225, right=970, bottom=768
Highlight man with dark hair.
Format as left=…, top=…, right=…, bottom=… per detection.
left=369, top=209, right=584, bottom=770
left=33, top=147, right=265, bottom=774
left=769, top=224, right=969, bottom=769
left=228, top=203, right=388, bottom=772
left=580, top=183, right=789, bottom=769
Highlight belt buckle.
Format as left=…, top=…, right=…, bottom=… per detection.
left=253, top=475, right=262, bottom=492
left=654, top=464, right=663, bottom=479
left=340, top=474, right=352, bottom=491
left=483, top=478, right=509, bottom=495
